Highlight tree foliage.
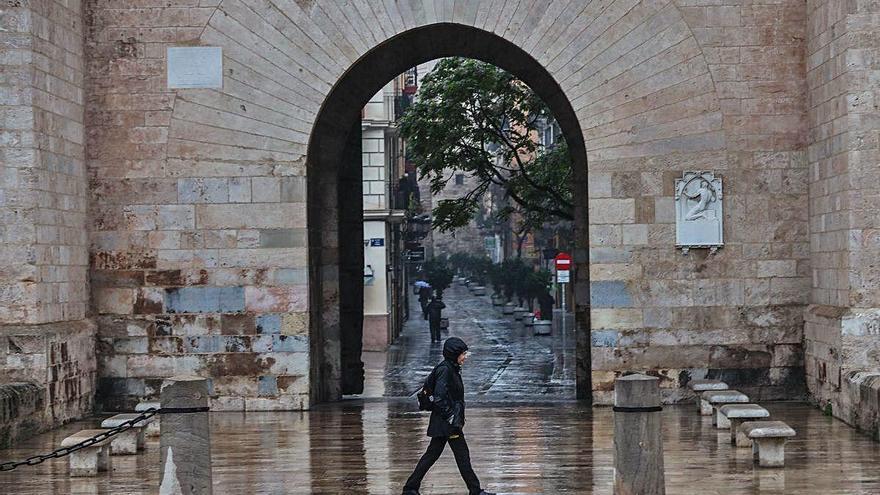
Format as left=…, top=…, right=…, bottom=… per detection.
left=423, top=258, right=454, bottom=298
left=399, top=58, right=573, bottom=233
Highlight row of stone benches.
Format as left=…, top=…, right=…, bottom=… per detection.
left=497, top=303, right=554, bottom=335
left=64, top=402, right=160, bottom=477
left=688, top=380, right=796, bottom=468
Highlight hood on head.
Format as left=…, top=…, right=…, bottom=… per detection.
left=442, top=337, right=468, bottom=361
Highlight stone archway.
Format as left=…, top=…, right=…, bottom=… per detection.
left=80, top=0, right=815, bottom=413
left=305, top=23, right=591, bottom=402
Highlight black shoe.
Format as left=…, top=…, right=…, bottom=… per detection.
left=477, top=491, right=495, bottom=495
left=402, top=490, right=420, bottom=495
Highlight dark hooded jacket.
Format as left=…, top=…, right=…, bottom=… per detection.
left=426, top=337, right=468, bottom=437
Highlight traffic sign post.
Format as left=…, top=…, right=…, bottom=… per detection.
left=554, top=253, right=572, bottom=311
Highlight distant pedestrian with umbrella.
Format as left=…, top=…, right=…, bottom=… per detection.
left=417, top=281, right=432, bottom=320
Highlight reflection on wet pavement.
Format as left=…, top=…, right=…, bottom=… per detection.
left=361, top=284, right=576, bottom=400
left=2, top=402, right=880, bottom=494
left=3, top=289, right=880, bottom=493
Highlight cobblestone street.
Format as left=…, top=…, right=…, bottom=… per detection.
left=361, top=283, right=576, bottom=400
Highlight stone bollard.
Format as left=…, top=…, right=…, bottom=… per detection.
left=614, top=374, right=665, bottom=495
left=160, top=376, right=213, bottom=495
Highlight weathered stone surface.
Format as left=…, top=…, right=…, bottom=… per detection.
left=61, top=430, right=112, bottom=477
left=688, top=379, right=728, bottom=392
left=160, top=376, right=212, bottom=494
left=614, top=374, right=665, bottom=494
left=0, top=0, right=875, bottom=420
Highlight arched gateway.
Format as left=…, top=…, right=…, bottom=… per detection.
left=306, top=23, right=591, bottom=402
left=8, top=0, right=845, bottom=422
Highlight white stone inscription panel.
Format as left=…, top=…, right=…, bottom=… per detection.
left=675, top=171, right=723, bottom=251
left=167, top=47, right=223, bottom=89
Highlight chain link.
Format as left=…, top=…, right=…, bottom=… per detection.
left=0, top=408, right=159, bottom=472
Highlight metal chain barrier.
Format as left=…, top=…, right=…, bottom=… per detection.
left=0, top=408, right=160, bottom=472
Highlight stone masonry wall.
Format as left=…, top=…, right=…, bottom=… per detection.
left=804, top=0, right=880, bottom=431
left=0, top=0, right=89, bottom=324
left=0, top=0, right=96, bottom=437
left=0, top=383, right=44, bottom=449
left=77, top=0, right=821, bottom=409
left=587, top=0, right=810, bottom=403
left=85, top=0, right=310, bottom=411
left=0, top=321, right=97, bottom=445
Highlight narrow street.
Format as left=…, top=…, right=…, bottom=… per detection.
left=361, top=282, right=576, bottom=400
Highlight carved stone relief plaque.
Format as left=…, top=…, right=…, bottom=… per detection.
left=675, top=171, right=723, bottom=254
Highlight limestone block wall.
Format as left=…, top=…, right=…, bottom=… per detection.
left=0, top=0, right=89, bottom=323
left=0, top=0, right=95, bottom=433
left=0, top=383, right=44, bottom=449
left=804, top=0, right=880, bottom=426
left=79, top=0, right=818, bottom=409
left=85, top=0, right=311, bottom=411
left=587, top=0, right=810, bottom=403
left=837, top=371, right=880, bottom=440
left=0, top=321, right=97, bottom=444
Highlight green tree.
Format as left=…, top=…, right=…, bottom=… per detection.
left=423, top=258, right=454, bottom=298
left=399, top=58, right=573, bottom=234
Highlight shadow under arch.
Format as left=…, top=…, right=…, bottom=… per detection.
left=306, top=23, right=590, bottom=404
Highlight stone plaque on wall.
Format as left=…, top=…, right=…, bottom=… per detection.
left=675, top=171, right=723, bottom=253
left=167, top=47, right=223, bottom=89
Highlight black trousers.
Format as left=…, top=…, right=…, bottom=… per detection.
left=403, top=435, right=481, bottom=494
left=429, top=322, right=441, bottom=342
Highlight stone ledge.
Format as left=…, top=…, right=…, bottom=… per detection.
left=0, top=383, right=46, bottom=449
left=834, top=370, right=880, bottom=441
left=0, top=320, right=97, bottom=446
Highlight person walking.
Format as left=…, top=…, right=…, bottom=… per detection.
left=426, top=296, right=446, bottom=343
left=538, top=288, right=555, bottom=322
left=418, top=284, right=432, bottom=320
left=402, top=337, right=494, bottom=495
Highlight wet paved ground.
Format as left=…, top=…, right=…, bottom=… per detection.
left=361, top=283, right=576, bottom=400
left=3, top=402, right=880, bottom=494
left=4, top=288, right=880, bottom=493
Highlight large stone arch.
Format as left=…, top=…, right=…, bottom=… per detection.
left=81, top=0, right=811, bottom=411
left=305, top=23, right=591, bottom=401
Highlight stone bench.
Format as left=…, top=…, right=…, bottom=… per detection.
left=523, top=313, right=535, bottom=326
left=472, top=286, right=487, bottom=296
left=62, top=430, right=112, bottom=477
left=533, top=319, right=552, bottom=335
left=136, top=401, right=161, bottom=437
left=513, top=307, right=528, bottom=320
left=101, top=413, right=152, bottom=454
left=702, top=390, right=749, bottom=426
left=718, top=404, right=769, bottom=446
left=688, top=379, right=728, bottom=415
left=502, top=303, right=515, bottom=315
left=740, top=421, right=796, bottom=467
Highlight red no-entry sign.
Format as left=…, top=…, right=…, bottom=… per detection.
left=554, top=252, right=572, bottom=270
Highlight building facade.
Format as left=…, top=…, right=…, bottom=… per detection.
left=0, top=0, right=879, bottom=443
left=360, top=77, right=410, bottom=351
